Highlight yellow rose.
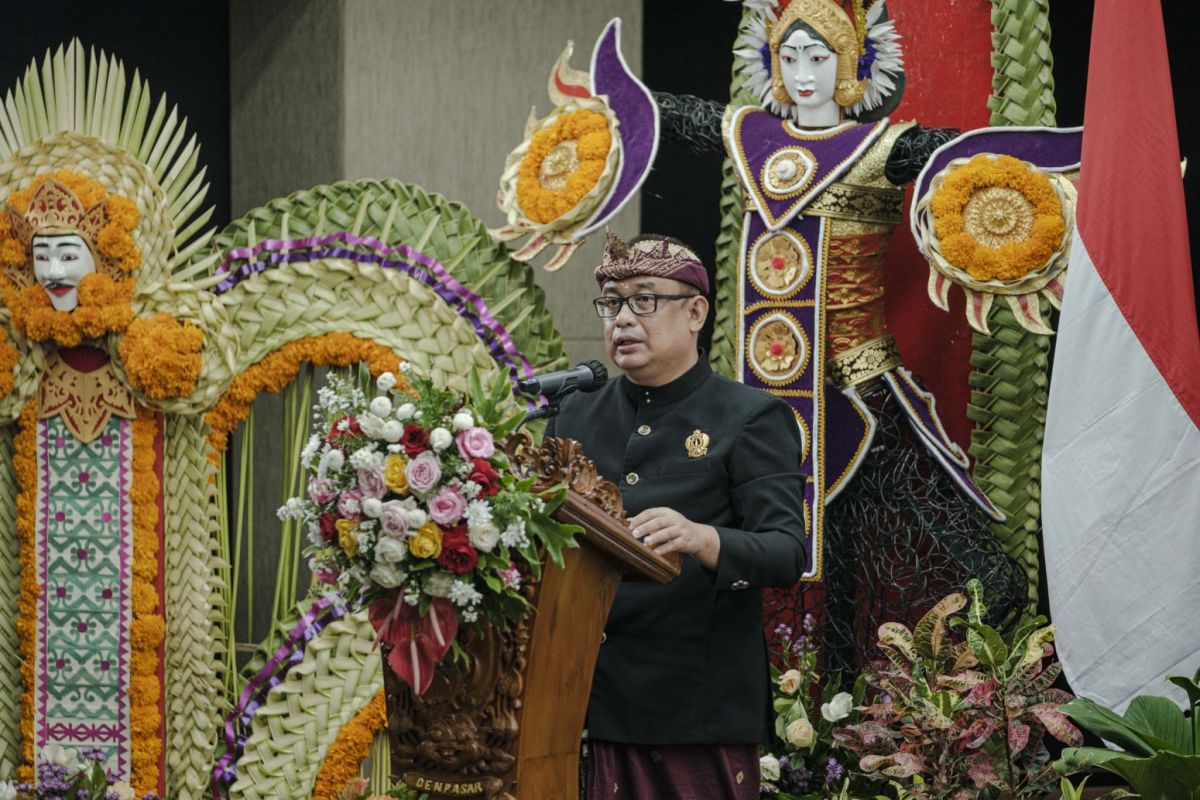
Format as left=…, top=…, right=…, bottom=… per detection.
left=384, top=454, right=409, bottom=495
left=786, top=717, right=815, bottom=748
left=336, top=518, right=359, bottom=557
left=408, top=521, right=443, bottom=559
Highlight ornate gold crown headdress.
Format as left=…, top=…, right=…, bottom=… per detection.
left=767, top=0, right=867, bottom=107
left=5, top=179, right=107, bottom=251
left=736, top=0, right=904, bottom=119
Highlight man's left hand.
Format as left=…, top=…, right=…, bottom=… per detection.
left=630, top=507, right=721, bottom=571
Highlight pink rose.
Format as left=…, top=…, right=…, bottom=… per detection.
left=428, top=486, right=467, bottom=526
left=379, top=500, right=410, bottom=537
left=456, top=427, right=496, bottom=460
left=338, top=489, right=364, bottom=520
left=357, top=466, right=387, bottom=499
left=308, top=477, right=338, bottom=505
left=315, top=566, right=341, bottom=585
left=405, top=451, right=442, bottom=496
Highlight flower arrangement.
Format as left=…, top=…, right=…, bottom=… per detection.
left=280, top=365, right=579, bottom=694
left=929, top=154, right=1066, bottom=284
left=0, top=745, right=164, bottom=800
left=759, top=614, right=863, bottom=799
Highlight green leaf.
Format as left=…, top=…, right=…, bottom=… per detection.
left=468, top=367, right=486, bottom=413
left=1124, top=694, right=1194, bottom=755
left=965, top=620, right=1009, bottom=670
left=1168, top=672, right=1200, bottom=711
left=913, top=592, right=966, bottom=660
left=1094, top=751, right=1200, bottom=799
left=1060, top=698, right=1158, bottom=757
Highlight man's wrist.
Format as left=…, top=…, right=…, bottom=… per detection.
left=695, top=524, right=721, bottom=570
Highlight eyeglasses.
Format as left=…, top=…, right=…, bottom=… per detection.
left=592, top=293, right=699, bottom=318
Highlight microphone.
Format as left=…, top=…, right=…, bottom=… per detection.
left=518, top=360, right=608, bottom=398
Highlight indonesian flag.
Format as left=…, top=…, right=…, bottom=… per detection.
left=1042, top=0, right=1200, bottom=712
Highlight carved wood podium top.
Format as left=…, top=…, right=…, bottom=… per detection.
left=506, top=433, right=680, bottom=583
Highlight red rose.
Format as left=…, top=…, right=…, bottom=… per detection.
left=468, top=457, right=500, bottom=497
left=437, top=526, right=478, bottom=574
left=401, top=424, right=430, bottom=456
left=326, top=414, right=362, bottom=446
left=318, top=512, right=339, bottom=543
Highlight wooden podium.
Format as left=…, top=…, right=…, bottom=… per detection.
left=384, top=436, right=679, bottom=799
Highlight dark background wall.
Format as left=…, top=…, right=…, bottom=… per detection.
left=2, top=1, right=231, bottom=230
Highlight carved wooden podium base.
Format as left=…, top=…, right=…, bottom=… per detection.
left=385, top=437, right=678, bottom=799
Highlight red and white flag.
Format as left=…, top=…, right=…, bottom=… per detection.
left=1043, top=0, right=1200, bottom=712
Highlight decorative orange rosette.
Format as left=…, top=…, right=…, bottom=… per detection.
left=492, top=20, right=658, bottom=272
left=914, top=153, right=1077, bottom=335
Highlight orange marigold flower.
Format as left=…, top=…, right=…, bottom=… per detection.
left=119, top=313, right=205, bottom=399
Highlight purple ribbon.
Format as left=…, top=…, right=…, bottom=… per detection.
left=213, top=232, right=535, bottom=383
left=210, top=597, right=346, bottom=798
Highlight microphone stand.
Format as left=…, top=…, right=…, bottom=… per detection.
left=517, top=390, right=570, bottom=431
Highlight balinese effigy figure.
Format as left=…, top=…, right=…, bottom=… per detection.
left=651, top=0, right=1027, bottom=670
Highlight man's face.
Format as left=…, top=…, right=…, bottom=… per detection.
left=33, top=233, right=96, bottom=311
left=600, top=276, right=707, bottom=385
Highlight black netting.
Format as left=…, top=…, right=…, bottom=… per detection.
left=764, top=382, right=1027, bottom=682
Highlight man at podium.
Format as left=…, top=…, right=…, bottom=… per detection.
left=546, top=229, right=810, bottom=799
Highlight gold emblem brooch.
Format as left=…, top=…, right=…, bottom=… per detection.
left=685, top=429, right=710, bottom=458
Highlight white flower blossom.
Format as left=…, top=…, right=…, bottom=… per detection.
left=382, top=420, right=404, bottom=443
left=374, top=536, right=408, bottom=565
left=429, top=427, right=453, bottom=451
left=501, top=519, right=529, bottom=549
left=39, top=743, right=79, bottom=770
left=461, top=480, right=481, bottom=500
left=276, top=497, right=307, bottom=521
left=821, top=691, right=854, bottom=723
left=468, top=521, right=500, bottom=553
left=403, top=589, right=421, bottom=606
left=306, top=523, right=323, bottom=546
left=349, top=446, right=383, bottom=470
left=358, top=413, right=385, bottom=439
left=465, top=499, right=493, bottom=529
left=405, top=508, right=428, bottom=528
left=1, top=780, right=20, bottom=800
left=398, top=361, right=412, bottom=374
left=448, top=580, right=483, bottom=607
left=369, top=396, right=393, bottom=418
left=369, top=563, right=406, bottom=589
left=425, top=571, right=455, bottom=598
left=452, top=411, right=475, bottom=431
left=361, top=497, right=383, bottom=518
left=300, top=434, right=322, bottom=468
left=324, top=449, right=345, bottom=472
left=461, top=608, right=479, bottom=623
left=376, top=371, right=397, bottom=392
left=414, top=410, right=423, bottom=420
left=395, top=402, right=416, bottom=421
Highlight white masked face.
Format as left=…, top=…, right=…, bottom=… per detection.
left=32, top=233, right=96, bottom=311
left=779, top=28, right=841, bottom=127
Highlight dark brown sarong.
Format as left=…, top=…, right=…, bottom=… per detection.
left=586, top=740, right=760, bottom=800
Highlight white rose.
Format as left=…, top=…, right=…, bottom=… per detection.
left=325, top=449, right=345, bottom=471
left=778, top=669, right=803, bottom=695
left=821, top=691, right=854, bottom=723
left=396, top=402, right=417, bottom=421
left=375, top=536, right=408, bottom=565
left=361, top=497, right=383, bottom=518
left=425, top=570, right=455, bottom=598
left=759, top=754, right=780, bottom=782
left=452, top=411, right=474, bottom=431
left=111, top=783, right=137, bottom=800
left=358, top=413, right=385, bottom=439
left=381, top=420, right=404, bottom=443
left=405, top=508, right=428, bottom=528
left=369, top=396, right=393, bottom=417
left=468, top=520, right=500, bottom=553
left=429, top=427, right=453, bottom=452
left=786, top=717, right=815, bottom=748
left=369, top=562, right=406, bottom=589
left=376, top=372, right=397, bottom=392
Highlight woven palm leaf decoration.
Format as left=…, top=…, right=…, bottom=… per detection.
left=0, top=40, right=225, bottom=798
left=969, top=0, right=1058, bottom=615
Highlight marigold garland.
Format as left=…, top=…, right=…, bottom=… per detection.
left=929, top=154, right=1066, bottom=283
left=12, top=401, right=164, bottom=794
left=516, top=108, right=613, bottom=225
left=309, top=690, right=387, bottom=800
left=118, top=312, right=204, bottom=399
left=204, top=333, right=409, bottom=462
left=0, top=328, right=18, bottom=399
left=2, top=274, right=136, bottom=347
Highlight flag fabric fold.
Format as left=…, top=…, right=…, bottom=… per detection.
left=1042, top=0, right=1200, bottom=712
